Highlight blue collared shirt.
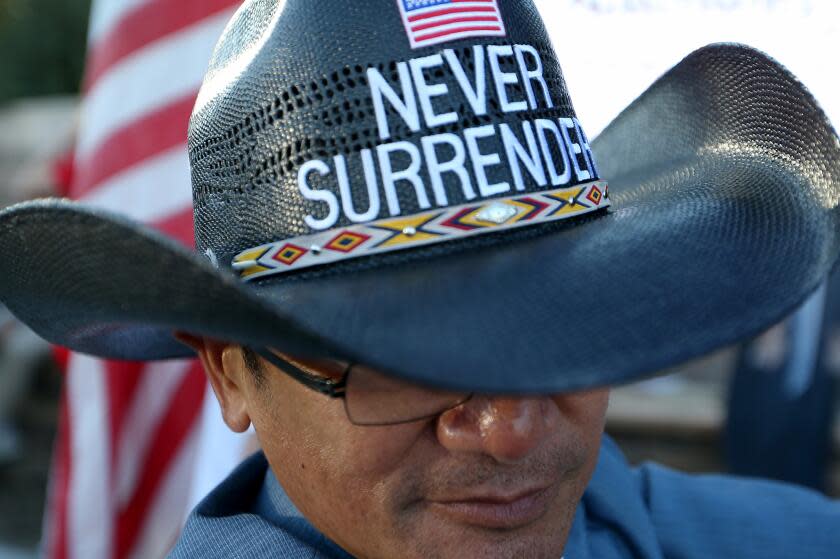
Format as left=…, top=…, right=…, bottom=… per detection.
left=170, top=437, right=840, bottom=558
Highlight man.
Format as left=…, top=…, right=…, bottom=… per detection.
left=1, top=0, right=839, bottom=557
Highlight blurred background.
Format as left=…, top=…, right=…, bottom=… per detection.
left=1, top=1, right=87, bottom=557
left=0, top=1, right=838, bottom=558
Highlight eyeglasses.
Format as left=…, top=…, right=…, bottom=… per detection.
left=251, top=348, right=473, bottom=426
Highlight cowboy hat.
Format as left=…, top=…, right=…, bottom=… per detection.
left=1, top=0, right=838, bottom=393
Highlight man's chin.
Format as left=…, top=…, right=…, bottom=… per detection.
left=398, top=526, right=572, bottom=559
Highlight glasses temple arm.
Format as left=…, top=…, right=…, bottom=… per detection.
left=252, top=347, right=348, bottom=398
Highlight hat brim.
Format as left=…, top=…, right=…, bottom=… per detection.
left=2, top=43, right=839, bottom=393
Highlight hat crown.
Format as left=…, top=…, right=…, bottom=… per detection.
left=189, top=0, right=602, bottom=272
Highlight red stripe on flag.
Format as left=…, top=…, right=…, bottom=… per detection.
left=114, top=363, right=206, bottom=559
left=72, top=93, right=197, bottom=197
left=416, top=25, right=502, bottom=42
left=52, top=346, right=71, bottom=372
left=46, top=2, right=231, bottom=559
left=407, top=5, right=496, bottom=23
left=84, top=0, right=240, bottom=92
left=153, top=207, right=196, bottom=247
left=104, top=362, right=146, bottom=467
left=411, top=15, right=498, bottom=32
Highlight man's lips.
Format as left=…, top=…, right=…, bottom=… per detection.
left=426, top=484, right=554, bottom=529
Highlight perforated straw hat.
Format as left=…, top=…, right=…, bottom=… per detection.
left=1, top=0, right=839, bottom=392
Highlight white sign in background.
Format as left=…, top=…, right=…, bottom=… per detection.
left=534, top=0, right=839, bottom=137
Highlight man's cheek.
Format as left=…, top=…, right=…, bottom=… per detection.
left=331, top=424, right=431, bottom=476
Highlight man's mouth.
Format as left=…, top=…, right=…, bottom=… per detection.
left=426, top=484, right=555, bottom=529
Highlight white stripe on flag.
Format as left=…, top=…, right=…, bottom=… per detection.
left=114, top=360, right=193, bottom=507
left=81, top=145, right=193, bottom=223
left=87, top=0, right=151, bottom=44
left=67, top=354, right=112, bottom=559
left=77, top=10, right=232, bottom=160
left=128, top=424, right=200, bottom=559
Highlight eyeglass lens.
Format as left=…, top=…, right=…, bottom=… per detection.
left=343, top=363, right=472, bottom=426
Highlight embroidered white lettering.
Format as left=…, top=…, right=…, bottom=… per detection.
left=535, top=119, right=572, bottom=186
left=464, top=124, right=511, bottom=197
left=559, top=117, right=591, bottom=181
left=488, top=45, right=528, bottom=114
left=573, top=117, right=599, bottom=179
left=368, top=63, right=421, bottom=141
left=500, top=121, right=547, bottom=191
left=377, top=141, right=431, bottom=216
left=443, top=46, right=487, bottom=116
left=421, top=132, right=476, bottom=206
left=335, top=151, right=381, bottom=223
left=298, top=47, right=597, bottom=231
left=299, top=159, right=340, bottom=230
left=410, top=54, right=459, bottom=130
left=514, top=44, right=553, bottom=110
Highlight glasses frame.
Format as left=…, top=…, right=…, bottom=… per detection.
left=253, top=347, right=349, bottom=398
left=250, top=347, right=474, bottom=426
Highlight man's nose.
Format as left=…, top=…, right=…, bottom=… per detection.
left=435, top=396, right=560, bottom=464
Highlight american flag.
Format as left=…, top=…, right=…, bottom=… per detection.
left=398, top=0, right=507, bottom=48
left=42, top=2, right=247, bottom=558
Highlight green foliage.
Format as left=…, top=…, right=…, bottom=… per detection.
left=0, top=0, right=91, bottom=102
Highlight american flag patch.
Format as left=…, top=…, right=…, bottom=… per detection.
left=397, top=0, right=507, bottom=49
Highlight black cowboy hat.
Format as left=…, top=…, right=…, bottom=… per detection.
left=1, top=0, right=839, bottom=393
